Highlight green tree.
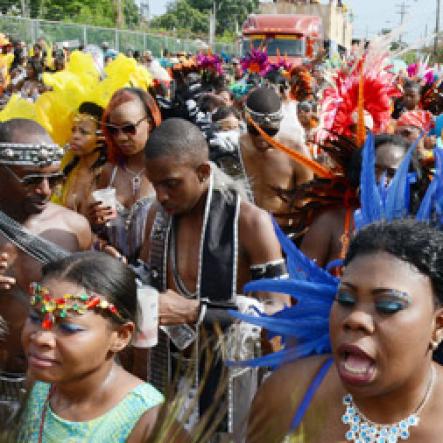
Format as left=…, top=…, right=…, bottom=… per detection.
left=150, top=0, right=209, bottom=35
left=188, top=0, right=258, bottom=34
left=34, top=0, right=140, bottom=28
left=123, top=0, right=141, bottom=29
left=151, top=0, right=258, bottom=37
left=0, top=0, right=45, bottom=17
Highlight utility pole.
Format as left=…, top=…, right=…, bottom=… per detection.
left=209, top=1, right=217, bottom=48
left=116, top=0, right=124, bottom=29
left=20, top=0, right=28, bottom=17
left=395, top=1, right=409, bottom=44
left=435, top=0, right=441, bottom=56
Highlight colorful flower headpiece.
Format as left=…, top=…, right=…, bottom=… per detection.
left=196, top=51, right=224, bottom=76
left=269, top=54, right=292, bottom=75
left=241, top=47, right=270, bottom=77
left=407, top=59, right=436, bottom=86
left=29, top=282, right=124, bottom=330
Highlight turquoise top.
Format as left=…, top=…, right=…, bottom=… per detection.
left=19, top=381, right=164, bottom=442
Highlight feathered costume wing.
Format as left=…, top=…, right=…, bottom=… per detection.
left=273, top=38, right=401, bottom=232
left=0, top=51, right=154, bottom=146
left=228, top=219, right=338, bottom=368
left=229, top=133, right=442, bottom=368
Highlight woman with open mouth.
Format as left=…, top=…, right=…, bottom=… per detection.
left=245, top=219, right=443, bottom=443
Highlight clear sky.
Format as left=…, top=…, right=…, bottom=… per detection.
left=347, top=0, right=439, bottom=44
left=149, top=0, right=440, bottom=45
left=149, top=0, right=169, bottom=17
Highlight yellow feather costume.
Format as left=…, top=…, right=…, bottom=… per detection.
left=0, top=51, right=153, bottom=207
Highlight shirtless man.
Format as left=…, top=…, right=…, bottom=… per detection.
left=239, top=87, right=313, bottom=237
left=0, top=119, right=92, bottom=376
left=138, top=118, right=290, bottom=435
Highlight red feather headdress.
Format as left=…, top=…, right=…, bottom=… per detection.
left=317, top=60, right=401, bottom=143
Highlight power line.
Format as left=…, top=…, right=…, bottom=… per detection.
left=395, top=0, right=410, bottom=43
left=435, top=0, right=441, bottom=55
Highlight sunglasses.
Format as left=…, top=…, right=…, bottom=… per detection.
left=247, top=124, right=280, bottom=138
left=3, top=165, right=64, bottom=187
left=106, top=116, right=148, bottom=137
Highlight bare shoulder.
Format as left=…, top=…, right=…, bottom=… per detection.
left=46, top=203, right=92, bottom=250
left=96, top=162, right=114, bottom=188
left=277, top=131, right=311, bottom=156
left=49, top=203, right=90, bottom=228
left=300, top=211, right=331, bottom=248
left=127, top=403, right=190, bottom=443
left=238, top=201, right=281, bottom=263
left=311, top=207, right=347, bottom=231
left=275, top=132, right=314, bottom=183
left=239, top=199, right=272, bottom=231
left=247, top=355, right=334, bottom=443
left=126, top=405, right=162, bottom=443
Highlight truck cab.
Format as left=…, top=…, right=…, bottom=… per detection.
left=242, top=14, right=323, bottom=65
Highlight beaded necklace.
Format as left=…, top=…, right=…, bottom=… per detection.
left=341, top=365, right=436, bottom=442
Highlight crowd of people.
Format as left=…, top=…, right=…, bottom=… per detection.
left=0, top=28, right=443, bottom=443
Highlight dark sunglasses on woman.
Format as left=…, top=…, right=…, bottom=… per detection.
left=106, top=116, right=148, bottom=136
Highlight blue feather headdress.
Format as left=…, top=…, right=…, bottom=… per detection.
left=355, top=132, right=420, bottom=229
left=229, top=134, right=443, bottom=369
left=228, top=219, right=338, bottom=368
left=355, top=131, right=443, bottom=229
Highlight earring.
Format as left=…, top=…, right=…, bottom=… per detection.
left=431, top=340, right=440, bottom=350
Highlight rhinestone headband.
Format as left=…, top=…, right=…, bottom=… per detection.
left=244, top=105, right=283, bottom=128
left=0, top=143, right=64, bottom=166
left=29, top=282, right=125, bottom=330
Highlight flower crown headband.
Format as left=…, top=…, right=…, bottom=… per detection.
left=29, top=282, right=125, bottom=330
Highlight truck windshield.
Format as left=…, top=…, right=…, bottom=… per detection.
left=243, top=38, right=305, bottom=57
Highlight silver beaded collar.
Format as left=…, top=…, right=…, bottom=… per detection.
left=0, top=143, right=64, bottom=167
left=342, top=365, right=436, bottom=442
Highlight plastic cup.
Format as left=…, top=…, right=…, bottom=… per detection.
left=92, top=187, right=117, bottom=210
left=92, top=188, right=117, bottom=223
left=133, top=286, right=159, bottom=348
